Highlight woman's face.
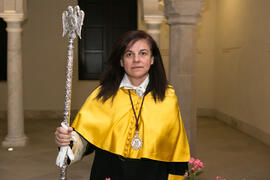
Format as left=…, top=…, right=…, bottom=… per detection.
left=120, top=39, right=154, bottom=86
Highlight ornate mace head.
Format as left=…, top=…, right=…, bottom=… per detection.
left=62, top=5, right=85, bottom=40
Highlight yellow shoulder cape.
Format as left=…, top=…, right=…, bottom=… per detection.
left=72, top=86, right=190, bottom=162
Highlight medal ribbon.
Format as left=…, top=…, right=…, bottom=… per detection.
left=128, top=90, right=145, bottom=131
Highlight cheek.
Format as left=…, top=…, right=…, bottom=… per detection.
left=122, top=61, right=131, bottom=72
left=147, top=59, right=153, bottom=67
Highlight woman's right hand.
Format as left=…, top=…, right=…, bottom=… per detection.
left=55, top=126, right=73, bottom=147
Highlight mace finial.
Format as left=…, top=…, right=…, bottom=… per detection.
left=62, top=5, right=85, bottom=40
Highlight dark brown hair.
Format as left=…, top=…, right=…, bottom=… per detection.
left=97, top=30, right=168, bottom=102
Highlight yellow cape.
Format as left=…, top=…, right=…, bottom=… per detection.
left=72, top=86, right=190, bottom=162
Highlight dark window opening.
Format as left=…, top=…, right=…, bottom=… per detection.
left=78, top=0, right=137, bottom=80
left=0, top=18, right=7, bottom=81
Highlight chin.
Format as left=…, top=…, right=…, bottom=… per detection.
left=130, top=74, right=147, bottom=80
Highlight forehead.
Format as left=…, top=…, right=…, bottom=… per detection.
left=126, top=39, right=151, bottom=51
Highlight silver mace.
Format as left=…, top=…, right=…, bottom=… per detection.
left=60, top=5, right=84, bottom=180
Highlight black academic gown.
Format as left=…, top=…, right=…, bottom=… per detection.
left=87, top=144, right=188, bottom=180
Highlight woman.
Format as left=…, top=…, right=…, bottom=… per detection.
left=55, top=30, right=190, bottom=180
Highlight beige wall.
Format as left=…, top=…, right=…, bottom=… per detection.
left=23, top=0, right=99, bottom=111
left=159, top=23, right=170, bottom=78
left=0, top=0, right=169, bottom=112
left=196, top=0, right=216, bottom=110
left=0, top=0, right=99, bottom=112
left=197, top=0, right=270, bottom=135
left=215, top=0, right=270, bottom=134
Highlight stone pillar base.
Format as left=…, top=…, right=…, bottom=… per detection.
left=2, top=135, right=28, bottom=147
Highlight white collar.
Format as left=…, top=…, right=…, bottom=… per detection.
left=119, top=74, right=149, bottom=97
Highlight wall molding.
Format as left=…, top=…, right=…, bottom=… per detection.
left=197, top=108, right=270, bottom=147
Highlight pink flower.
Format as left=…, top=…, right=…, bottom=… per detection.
left=195, top=159, right=201, bottom=165
left=189, top=157, right=195, bottom=164
left=184, top=157, right=205, bottom=180
left=188, top=158, right=204, bottom=171
left=216, top=176, right=227, bottom=180
left=105, top=178, right=110, bottom=180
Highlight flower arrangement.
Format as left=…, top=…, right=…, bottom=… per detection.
left=183, top=157, right=204, bottom=180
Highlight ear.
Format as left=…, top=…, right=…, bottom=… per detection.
left=120, top=59, right=124, bottom=67
left=150, top=56, right=154, bottom=65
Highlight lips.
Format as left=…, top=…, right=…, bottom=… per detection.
left=132, top=66, right=143, bottom=69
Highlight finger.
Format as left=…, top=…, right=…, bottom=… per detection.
left=55, top=128, right=70, bottom=136
left=67, top=127, right=73, bottom=133
left=55, top=135, right=71, bottom=143
left=55, top=131, right=72, bottom=146
left=59, top=132, right=72, bottom=139
left=56, top=127, right=69, bottom=134
left=55, top=136, right=71, bottom=143
left=55, top=137, right=71, bottom=146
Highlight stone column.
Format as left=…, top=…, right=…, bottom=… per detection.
left=164, top=0, right=204, bottom=156
left=144, top=15, right=164, bottom=45
left=2, top=17, right=28, bottom=147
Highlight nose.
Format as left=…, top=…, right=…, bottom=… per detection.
left=133, top=53, right=140, bottom=63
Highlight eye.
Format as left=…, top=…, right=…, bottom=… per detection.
left=140, top=51, right=148, bottom=56
left=124, top=52, right=133, bottom=58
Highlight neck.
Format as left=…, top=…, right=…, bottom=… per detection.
left=128, top=76, right=147, bottom=86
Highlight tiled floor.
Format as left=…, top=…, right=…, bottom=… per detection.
left=0, top=117, right=269, bottom=180
left=0, top=118, right=93, bottom=180
left=197, top=118, right=270, bottom=180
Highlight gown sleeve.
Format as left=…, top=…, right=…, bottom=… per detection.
left=69, top=131, right=95, bottom=165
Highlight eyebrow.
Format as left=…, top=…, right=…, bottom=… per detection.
left=140, top=49, right=149, bottom=52
left=125, top=49, right=149, bottom=53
